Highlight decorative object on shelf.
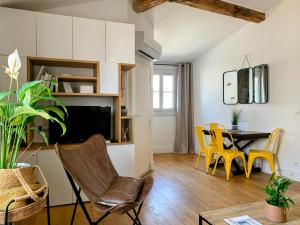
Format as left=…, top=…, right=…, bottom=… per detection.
left=121, top=105, right=128, bottom=116
left=63, top=81, right=73, bottom=93
left=0, top=50, right=66, bottom=212
left=121, top=127, right=129, bottom=142
left=231, top=109, right=241, bottom=130
left=264, top=173, right=294, bottom=223
left=80, top=85, right=93, bottom=94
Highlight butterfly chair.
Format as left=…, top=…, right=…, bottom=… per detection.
left=247, top=129, right=282, bottom=178
left=212, top=127, right=247, bottom=181
left=55, top=134, right=153, bottom=225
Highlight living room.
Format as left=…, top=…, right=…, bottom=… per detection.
left=0, top=0, right=300, bottom=225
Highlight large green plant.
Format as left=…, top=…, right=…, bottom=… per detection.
left=264, top=173, right=295, bottom=212
left=0, top=50, right=66, bottom=169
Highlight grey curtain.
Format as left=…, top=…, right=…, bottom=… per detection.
left=174, top=64, right=195, bottom=154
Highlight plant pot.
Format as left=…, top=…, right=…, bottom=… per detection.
left=265, top=202, right=287, bottom=223
left=0, top=165, right=37, bottom=210
left=232, top=124, right=238, bottom=130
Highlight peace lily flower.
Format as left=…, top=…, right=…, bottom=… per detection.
left=2, top=49, right=21, bottom=80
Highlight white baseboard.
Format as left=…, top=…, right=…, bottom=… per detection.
left=153, top=146, right=174, bottom=154
left=262, top=165, right=300, bottom=182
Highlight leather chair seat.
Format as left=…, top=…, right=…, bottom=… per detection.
left=98, top=177, right=144, bottom=207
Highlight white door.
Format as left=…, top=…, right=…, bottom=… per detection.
left=37, top=13, right=72, bottom=59
left=73, top=17, right=105, bottom=62
left=131, top=56, right=152, bottom=177
left=106, top=21, right=135, bottom=64
left=0, top=7, right=36, bottom=57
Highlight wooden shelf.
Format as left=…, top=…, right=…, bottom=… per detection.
left=121, top=64, right=135, bottom=71
left=55, top=75, right=97, bottom=82
left=121, top=116, right=134, bottom=119
left=53, top=92, right=119, bottom=97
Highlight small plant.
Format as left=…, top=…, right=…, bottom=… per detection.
left=231, top=109, right=241, bottom=125
left=264, top=173, right=295, bottom=212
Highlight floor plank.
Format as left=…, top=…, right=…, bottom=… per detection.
left=21, top=153, right=300, bottom=225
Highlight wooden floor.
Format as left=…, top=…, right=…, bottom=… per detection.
left=26, top=154, right=300, bottom=225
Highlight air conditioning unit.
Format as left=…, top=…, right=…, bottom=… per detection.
left=135, top=31, right=162, bottom=61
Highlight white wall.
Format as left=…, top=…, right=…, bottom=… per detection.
left=193, top=0, right=300, bottom=181
left=153, top=115, right=176, bottom=153
left=44, top=0, right=128, bottom=22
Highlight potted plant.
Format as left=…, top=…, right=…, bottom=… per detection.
left=0, top=50, right=66, bottom=210
left=231, top=109, right=241, bottom=130
left=264, top=173, right=295, bottom=222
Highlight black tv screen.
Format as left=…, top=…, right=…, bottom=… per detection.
left=49, top=106, right=111, bottom=144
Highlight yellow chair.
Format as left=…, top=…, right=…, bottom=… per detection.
left=194, top=125, right=218, bottom=173
left=247, top=129, right=282, bottom=178
left=212, top=127, right=247, bottom=181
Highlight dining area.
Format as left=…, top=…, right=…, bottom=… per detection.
left=194, top=121, right=280, bottom=181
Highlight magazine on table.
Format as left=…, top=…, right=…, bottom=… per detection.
left=224, top=215, right=262, bottom=225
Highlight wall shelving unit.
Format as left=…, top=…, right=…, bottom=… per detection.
left=27, top=56, right=135, bottom=148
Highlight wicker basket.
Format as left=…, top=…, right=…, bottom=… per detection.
left=0, top=165, right=48, bottom=223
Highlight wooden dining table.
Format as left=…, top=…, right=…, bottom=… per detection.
left=203, top=129, right=271, bottom=176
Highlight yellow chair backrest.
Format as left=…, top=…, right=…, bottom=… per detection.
left=212, top=127, right=235, bottom=153
left=265, top=128, right=282, bottom=153
left=207, top=123, right=225, bottom=146
left=195, top=126, right=206, bottom=149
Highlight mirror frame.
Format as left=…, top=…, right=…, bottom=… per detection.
left=253, top=64, right=269, bottom=104
left=223, top=70, right=238, bottom=105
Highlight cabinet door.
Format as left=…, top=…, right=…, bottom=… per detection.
left=0, top=7, right=36, bottom=57
left=73, top=17, right=105, bottom=62
left=37, top=13, right=72, bottom=59
left=0, top=56, right=27, bottom=92
left=106, top=22, right=135, bottom=64
left=38, top=150, right=73, bottom=206
left=100, top=63, right=119, bottom=95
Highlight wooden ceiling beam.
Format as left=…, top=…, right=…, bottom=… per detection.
left=169, top=0, right=265, bottom=23
left=133, top=0, right=168, bottom=13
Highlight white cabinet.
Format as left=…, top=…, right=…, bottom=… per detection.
left=0, top=56, right=27, bottom=92
left=0, top=7, right=36, bottom=57
left=73, top=17, right=105, bottom=62
left=38, top=150, right=73, bottom=206
left=37, top=13, right=72, bottom=59
left=106, top=21, right=135, bottom=64
left=100, top=63, right=119, bottom=95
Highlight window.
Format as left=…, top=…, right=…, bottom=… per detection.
left=153, top=66, right=177, bottom=113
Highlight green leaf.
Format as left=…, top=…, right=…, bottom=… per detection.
left=16, top=80, right=43, bottom=100
left=10, top=106, right=51, bottom=121
left=0, top=91, right=10, bottom=100
left=51, top=116, right=66, bottom=136
left=43, top=105, right=65, bottom=120
left=39, top=130, right=49, bottom=146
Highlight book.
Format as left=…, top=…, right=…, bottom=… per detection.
left=224, top=215, right=262, bottom=225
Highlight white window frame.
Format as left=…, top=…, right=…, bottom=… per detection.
left=153, top=65, right=177, bottom=116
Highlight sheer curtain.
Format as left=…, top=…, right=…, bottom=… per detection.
left=174, top=64, right=195, bottom=154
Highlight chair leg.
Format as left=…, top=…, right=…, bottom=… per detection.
left=247, top=155, right=255, bottom=178
left=267, top=155, right=276, bottom=178
left=241, top=155, right=248, bottom=178
left=195, top=151, right=201, bottom=169
left=225, top=158, right=233, bottom=181
left=212, top=156, right=220, bottom=176
left=205, top=153, right=214, bottom=174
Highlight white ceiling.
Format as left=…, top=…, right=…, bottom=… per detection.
left=149, top=0, right=283, bottom=63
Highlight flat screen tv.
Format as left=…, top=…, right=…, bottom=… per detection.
left=49, top=106, right=111, bottom=144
